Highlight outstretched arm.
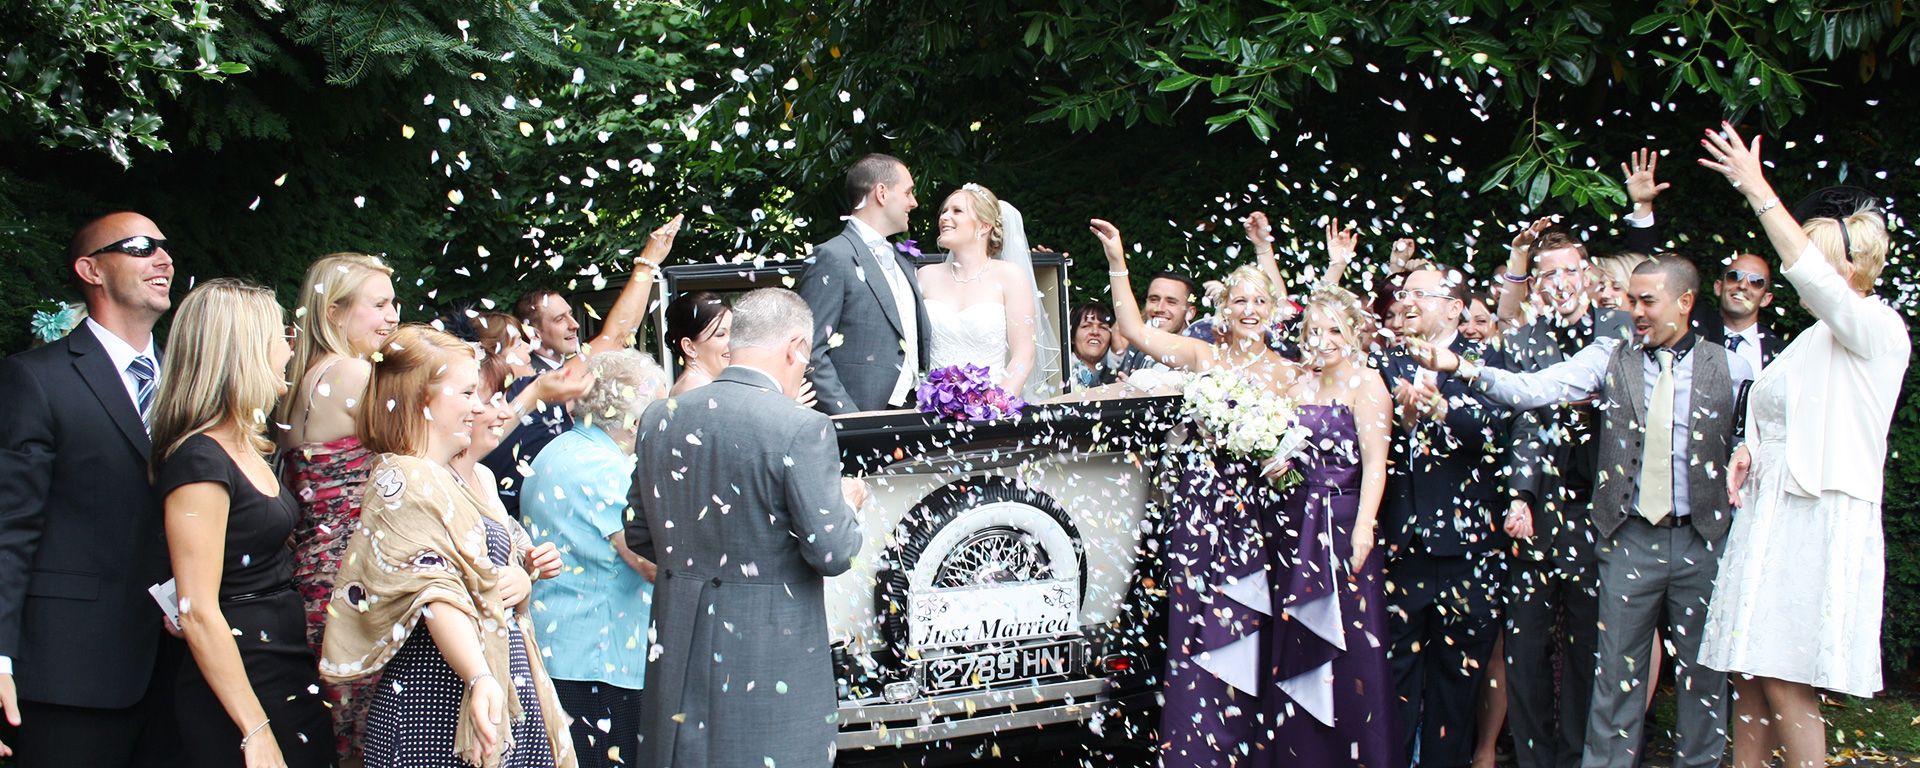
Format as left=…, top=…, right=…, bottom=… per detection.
left=1621, top=147, right=1669, bottom=253
left=1244, top=211, right=1292, bottom=303
left=581, top=214, right=682, bottom=356
left=1410, top=335, right=1616, bottom=410
left=1496, top=217, right=1555, bottom=324
left=1092, top=219, right=1214, bottom=371
left=1319, top=217, right=1357, bottom=291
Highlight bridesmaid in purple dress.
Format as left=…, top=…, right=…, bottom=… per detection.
left=1266, top=287, right=1399, bottom=767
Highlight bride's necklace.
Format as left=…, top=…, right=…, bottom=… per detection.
left=949, top=260, right=989, bottom=284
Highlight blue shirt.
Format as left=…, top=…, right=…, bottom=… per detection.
left=521, top=423, right=652, bottom=688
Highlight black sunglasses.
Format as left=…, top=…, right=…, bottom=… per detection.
left=88, top=235, right=169, bottom=258
left=1721, top=269, right=1767, bottom=288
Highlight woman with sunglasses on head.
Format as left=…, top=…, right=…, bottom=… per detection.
left=320, top=326, right=575, bottom=768
left=1093, top=218, right=1306, bottom=768
left=152, top=279, right=333, bottom=768
left=1697, top=123, right=1910, bottom=768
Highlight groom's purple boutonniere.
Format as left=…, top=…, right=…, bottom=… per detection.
left=896, top=239, right=923, bottom=259
left=916, top=364, right=1024, bottom=422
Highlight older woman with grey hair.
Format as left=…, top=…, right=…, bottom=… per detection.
left=520, top=349, right=670, bottom=768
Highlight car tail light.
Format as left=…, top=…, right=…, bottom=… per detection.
left=1101, top=654, right=1132, bottom=673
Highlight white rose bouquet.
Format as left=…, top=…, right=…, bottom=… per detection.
left=1180, top=368, right=1311, bottom=490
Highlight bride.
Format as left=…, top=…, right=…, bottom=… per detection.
left=918, top=182, right=1060, bottom=401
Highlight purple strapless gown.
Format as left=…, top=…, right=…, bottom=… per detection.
left=1265, top=403, right=1399, bottom=767
left=1159, top=442, right=1281, bottom=768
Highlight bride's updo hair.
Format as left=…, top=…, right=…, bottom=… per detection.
left=1802, top=205, right=1890, bottom=293
left=954, top=183, right=1006, bottom=257
left=1301, top=285, right=1379, bottom=357
left=1203, top=263, right=1281, bottom=330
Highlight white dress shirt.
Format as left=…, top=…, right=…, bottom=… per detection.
left=84, top=318, right=157, bottom=413
left=847, top=217, right=920, bottom=407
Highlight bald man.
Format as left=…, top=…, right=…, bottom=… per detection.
left=0, top=212, right=185, bottom=766
left=1713, top=253, right=1784, bottom=371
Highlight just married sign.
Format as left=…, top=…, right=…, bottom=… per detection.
left=909, top=578, right=1080, bottom=648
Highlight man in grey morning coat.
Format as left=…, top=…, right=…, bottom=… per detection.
left=796, top=152, right=932, bottom=414
left=627, top=287, right=868, bottom=768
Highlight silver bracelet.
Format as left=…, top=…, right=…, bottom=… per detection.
left=240, top=719, right=272, bottom=750
left=466, top=672, right=496, bottom=691
left=1753, top=196, right=1781, bottom=217
left=1108, top=270, right=1129, bottom=278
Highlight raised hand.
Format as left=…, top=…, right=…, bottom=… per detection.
left=1089, top=219, right=1127, bottom=267
left=636, top=213, right=685, bottom=269
left=1324, top=218, right=1358, bottom=265
left=1509, top=216, right=1557, bottom=254
left=1697, top=121, right=1772, bottom=203
left=1388, top=237, right=1417, bottom=273
left=1621, top=147, right=1671, bottom=209
left=1244, top=211, right=1276, bottom=254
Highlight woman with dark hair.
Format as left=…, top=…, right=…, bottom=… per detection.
left=664, top=291, right=732, bottom=395
left=1067, top=301, right=1117, bottom=390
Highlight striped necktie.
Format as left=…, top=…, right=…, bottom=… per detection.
left=128, top=355, right=158, bottom=429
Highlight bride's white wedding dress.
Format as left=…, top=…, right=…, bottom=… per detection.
left=926, top=299, right=1011, bottom=381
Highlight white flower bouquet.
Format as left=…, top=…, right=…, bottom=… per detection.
left=1180, top=367, right=1311, bottom=489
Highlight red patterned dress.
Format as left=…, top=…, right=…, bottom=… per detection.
left=283, top=435, right=375, bottom=759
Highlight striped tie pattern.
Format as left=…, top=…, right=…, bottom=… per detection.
left=129, top=355, right=158, bottom=429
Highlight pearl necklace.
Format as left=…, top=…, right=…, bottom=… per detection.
left=949, top=260, right=989, bottom=284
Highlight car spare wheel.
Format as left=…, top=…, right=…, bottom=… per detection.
left=878, top=476, right=1085, bottom=658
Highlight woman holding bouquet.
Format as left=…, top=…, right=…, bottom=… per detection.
left=1267, top=287, right=1398, bottom=766
left=1093, top=219, right=1300, bottom=767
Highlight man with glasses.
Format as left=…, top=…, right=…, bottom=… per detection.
left=1709, top=253, right=1782, bottom=371
left=1377, top=266, right=1512, bottom=768
left=0, top=213, right=185, bottom=766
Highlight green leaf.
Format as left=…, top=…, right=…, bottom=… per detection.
left=1156, top=73, right=1202, bottom=92
left=1023, top=17, right=1044, bottom=47
left=216, top=62, right=249, bottom=75
left=1629, top=13, right=1675, bottom=36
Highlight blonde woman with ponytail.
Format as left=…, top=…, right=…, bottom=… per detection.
left=1700, top=123, right=1911, bottom=768
left=151, top=279, right=333, bottom=768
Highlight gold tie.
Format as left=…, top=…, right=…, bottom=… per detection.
left=1639, top=347, right=1676, bottom=525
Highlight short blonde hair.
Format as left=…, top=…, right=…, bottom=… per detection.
left=278, top=252, right=394, bottom=424
left=1205, top=263, right=1281, bottom=328
left=1804, top=207, right=1889, bottom=293
left=951, top=184, right=1006, bottom=256
left=1593, top=252, right=1652, bottom=289
left=358, top=325, right=477, bottom=457
left=1301, top=285, right=1380, bottom=356
left=151, top=279, right=286, bottom=464
left=574, top=350, right=670, bottom=430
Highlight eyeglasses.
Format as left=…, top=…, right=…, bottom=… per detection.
left=1722, top=269, right=1767, bottom=288
left=87, top=235, right=169, bottom=258
left=1393, top=289, right=1454, bottom=303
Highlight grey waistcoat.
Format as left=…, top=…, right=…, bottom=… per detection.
left=1591, top=339, right=1737, bottom=542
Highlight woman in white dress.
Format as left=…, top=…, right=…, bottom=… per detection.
left=1698, top=122, right=1911, bottom=768
left=917, top=183, right=1058, bottom=401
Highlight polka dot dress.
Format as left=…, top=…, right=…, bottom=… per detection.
left=362, top=518, right=556, bottom=767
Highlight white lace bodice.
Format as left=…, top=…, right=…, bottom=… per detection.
left=926, top=299, right=1010, bottom=377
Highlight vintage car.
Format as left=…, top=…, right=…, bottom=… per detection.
left=575, top=254, right=1176, bottom=760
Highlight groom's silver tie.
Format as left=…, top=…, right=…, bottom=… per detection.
left=872, top=243, right=919, bottom=406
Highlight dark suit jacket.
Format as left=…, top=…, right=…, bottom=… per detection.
left=0, top=324, right=173, bottom=708
left=1381, top=334, right=1512, bottom=558
left=1691, top=303, right=1786, bottom=368
left=796, top=223, right=933, bottom=415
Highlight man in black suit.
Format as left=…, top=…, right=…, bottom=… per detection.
left=0, top=212, right=184, bottom=766
left=1379, top=266, right=1512, bottom=768
left=1709, top=252, right=1784, bottom=371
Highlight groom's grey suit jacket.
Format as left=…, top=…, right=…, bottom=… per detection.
left=796, top=222, right=932, bottom=414
left=626, top=367, right=863, bottom=767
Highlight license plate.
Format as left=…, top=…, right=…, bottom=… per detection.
left=923, top=641, right=1077, bottom=693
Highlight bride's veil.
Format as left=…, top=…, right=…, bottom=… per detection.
left=998, top=201, right=1061, bottom=402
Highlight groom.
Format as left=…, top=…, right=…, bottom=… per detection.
left=797, top=153, right=933, bottom=414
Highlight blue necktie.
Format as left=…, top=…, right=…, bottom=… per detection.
left=128, top=355, right=157, bottom=429
left=1725, top=333, right=1745, bottom=352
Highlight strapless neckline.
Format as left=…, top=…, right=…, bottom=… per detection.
left=925, top=298, right=1006, bottom=314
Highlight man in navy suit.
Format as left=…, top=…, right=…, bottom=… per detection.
left=0, top=212, right=185, bottom=767
left=1378, top=266, right=1512, bottom=768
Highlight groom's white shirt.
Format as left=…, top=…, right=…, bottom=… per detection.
left=848, top=217, right=920, bottom=407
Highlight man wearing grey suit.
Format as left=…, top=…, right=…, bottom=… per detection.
left=626, top=288, right=868, bottom=767
left=797, top=153, right=932, bottom=414
left=1418, top=254, right=1753, bottom=768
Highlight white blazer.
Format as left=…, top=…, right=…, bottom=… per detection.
left=1764, top=243, right=1910, bottom=503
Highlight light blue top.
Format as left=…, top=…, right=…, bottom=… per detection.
left=522, top=423, right=652, bottom=688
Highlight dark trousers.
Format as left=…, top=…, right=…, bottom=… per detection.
left=1502, top=557, right=1598, bottom=768
left=553, top=677, right=642, bottom=767
left=0, top=639, right=184, bottom=768
left=1386, top=549, right=1501, bottom=768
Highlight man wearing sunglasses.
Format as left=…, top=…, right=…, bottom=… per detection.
left=1710, top=253, right=1782, bottom=372
left=0, top=212, right=185, bottom=766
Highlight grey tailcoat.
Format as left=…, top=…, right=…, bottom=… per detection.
left=626, top=367, right=864, bottom=767
left=795, top=222, right=932, bottom=414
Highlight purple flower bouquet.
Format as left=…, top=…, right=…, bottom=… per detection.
left=915, top=364, right=1024, bottom=422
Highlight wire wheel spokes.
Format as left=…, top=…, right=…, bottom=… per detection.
left=933, top=526, right=1053, bottom=588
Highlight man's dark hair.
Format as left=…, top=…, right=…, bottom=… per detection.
left=515, top=288, right=565, bottom=325
left=1632, top=254, right=1701, bottom=301
left=1070, top=301, right=1114, bottom=329
left=1146, top=271, right=1197, bottom=300
left=845, top=153, right=905, bottom=210
left=1528, top=229, right=1590, bottom=265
